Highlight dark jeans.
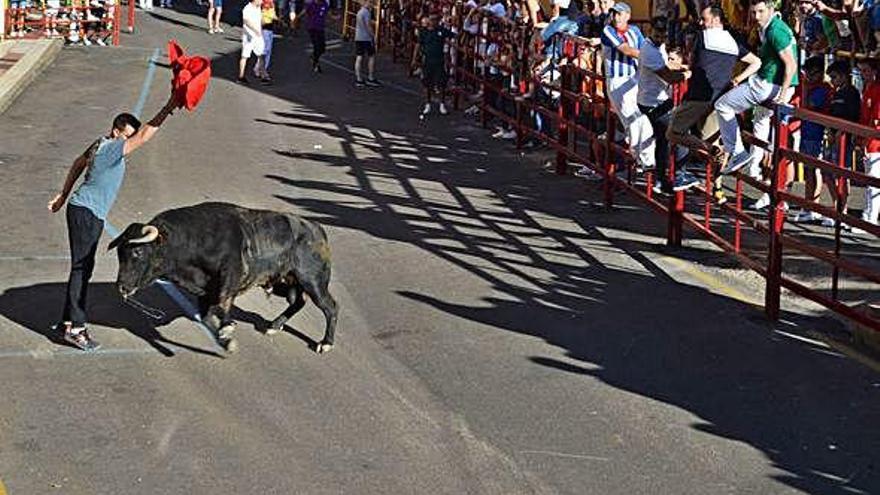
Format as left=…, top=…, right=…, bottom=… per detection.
left=63, top=204, right=103, bottom=326
left=309, top=29, right=325, bottom=62
left=639, top=100, right=673, bottom=185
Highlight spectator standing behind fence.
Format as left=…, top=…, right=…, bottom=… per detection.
left=792, top=56, right=834, bottom=224
left=207, top=0, right=224, bottom=33
left=354, top=0, right=381, bottom=87
left=305, top=0, right=329, bottom=73
left=256, top=0, right=276, bottom=82
left=600, top=2, right=656, bottom=171
left=414, top=13, right=456, bottom=117
left=717, top=0, right=798, bottom=192
left=856, top=59, right=880, bottom=232
left=822, top=59, right=861, bottom=226
left=796, top=0, right=832, bottom=59
left=637, top=16, right=699, bottom=194
left=238, top=0, right=268, bottom=84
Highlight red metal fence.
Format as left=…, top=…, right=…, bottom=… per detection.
left=384, top=1, right=880, bottom=333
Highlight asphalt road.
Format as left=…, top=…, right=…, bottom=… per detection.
left=0, top=7, right=879, bottom=495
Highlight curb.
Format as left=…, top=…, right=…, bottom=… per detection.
left=0, top=38, right=63, bottom=115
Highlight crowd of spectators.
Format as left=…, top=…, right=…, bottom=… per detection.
left=402, top=0, right=880, bottom=234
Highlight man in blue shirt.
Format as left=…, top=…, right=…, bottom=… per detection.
left=47, top=94, right=179, bottom=351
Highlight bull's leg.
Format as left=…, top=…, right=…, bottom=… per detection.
left=267, top=283, right=306, bottom=335
left=302, top=279, right=338, bottom=354
left=214, top=296, right=239, bottom=353
left=197, top=295, right=220, bottom=329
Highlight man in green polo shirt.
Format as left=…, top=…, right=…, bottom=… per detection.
left=716, top=0, right=798, bottom=181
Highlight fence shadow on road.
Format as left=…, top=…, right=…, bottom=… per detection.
left=0, top=282, right=221, bottom=357
left=195, top=36, right=880, bottom=494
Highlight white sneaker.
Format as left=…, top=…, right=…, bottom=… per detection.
left=492, top=128, right=506, bottom=138
left=850, top=227, right=868, bottom=235
left=83, top=37, right=92, bottom=46
left=751, top=193, right=771, bottom=210
left=499, top=130, right=517, bottom=140
left=421, top=103, right=431, bottom=116
left=96, top=38, right=106, bottom=46
left=215, top=27, right=224, bottom=33
left=821, top=216, right=836, bottom=228
left=439, top=103, right=448, bottom=115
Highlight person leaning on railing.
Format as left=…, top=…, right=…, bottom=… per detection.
left=665, top=5, right=762, bottom=205
left=716, top=0, right=799, bottom=197
left=636, top=15, right=699, bottom=194
left=600, top=2, right=655, bottom=171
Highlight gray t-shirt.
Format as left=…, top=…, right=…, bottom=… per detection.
left=69, top=137, right=126, bottom=220
left=355, top=6, right=372, bottom=42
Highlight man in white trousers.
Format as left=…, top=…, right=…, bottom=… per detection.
left=716, top=0, right=798, bottom=182
left=600, top=2, right=655, bottom=171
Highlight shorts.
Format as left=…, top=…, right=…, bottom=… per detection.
left=799, top=139, right=823, bottom=159
left=355, top=41, right=375, bottom=56
left=212, top=0, right=223, bottom=8
left=422, top=61, right=448, bottom=89
left=242, top=35, right=265, bottom=58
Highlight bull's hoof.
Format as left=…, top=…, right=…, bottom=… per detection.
left=220, top=337, right=239, bottom=354
left=265, top=321, right=283, bottom=336
left=218, top=324, right=238, bottom=353
left=315, top=342, right=334, bottom=354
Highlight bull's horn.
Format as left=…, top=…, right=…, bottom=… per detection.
left=129, top=225, right=159, bottom=244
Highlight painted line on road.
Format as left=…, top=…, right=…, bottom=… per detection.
left=0, top=347, right=156, bottom=359
left=318, top=57, right=422, bottom=97
left=0, top=255, right=68, bottom=261
left=133, top=47, right=160, bottom=118
left=659, top=255, right=760, bottom=309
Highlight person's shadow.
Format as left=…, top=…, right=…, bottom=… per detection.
left=0, top=282, right=221, bottom=357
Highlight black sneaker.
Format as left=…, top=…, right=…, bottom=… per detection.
left=355, top=79, right=366, bottom=88
left=64, top=326, right=101, bottom=351
left=237, top=76, right=249, bottom=85
left=260, top=77, right=273, bottom=85
left=365, top=78, right=381, bottom=87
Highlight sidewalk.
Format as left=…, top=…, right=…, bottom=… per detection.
left=0, top=38, right=62, bottom=114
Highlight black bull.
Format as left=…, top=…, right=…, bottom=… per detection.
left=108, top=202, right=338, bottom=354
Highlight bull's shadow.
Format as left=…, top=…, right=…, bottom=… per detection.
left=0, top=282, right=221, bottom=357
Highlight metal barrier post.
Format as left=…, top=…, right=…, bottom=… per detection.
left=667, top=83, right=684, bottom=246
left=127, top=0, right=135, bottom=33
left=765, top=108, right=789, bottom=320
left=602, top=107, right=614, bottom=208
left=831, top=131, right=848, bottom=300
left=556, top=64, right=569, bottom=176
left=113, top=0, right=121, bottom=45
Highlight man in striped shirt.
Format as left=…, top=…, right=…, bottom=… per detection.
left=601, top=2, right=655, bottom=170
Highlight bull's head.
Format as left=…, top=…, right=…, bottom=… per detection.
left=108, top=223, right=164, bottom=298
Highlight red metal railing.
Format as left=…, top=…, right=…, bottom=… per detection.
left=383, top=3, right=880, bottom=333
left=4, top=0, right=122, bottom=45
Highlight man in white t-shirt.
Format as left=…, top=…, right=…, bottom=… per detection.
left=238, top=0, right=266, bottom=85
left=637, top=16, right=698, bottom=193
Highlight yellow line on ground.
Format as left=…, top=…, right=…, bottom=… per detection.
left=659, top=254, right=761, bottom=309
left=658, top=253, right=880, bottom=371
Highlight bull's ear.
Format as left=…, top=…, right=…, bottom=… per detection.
left=107, top=223, right=144, bottom=251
